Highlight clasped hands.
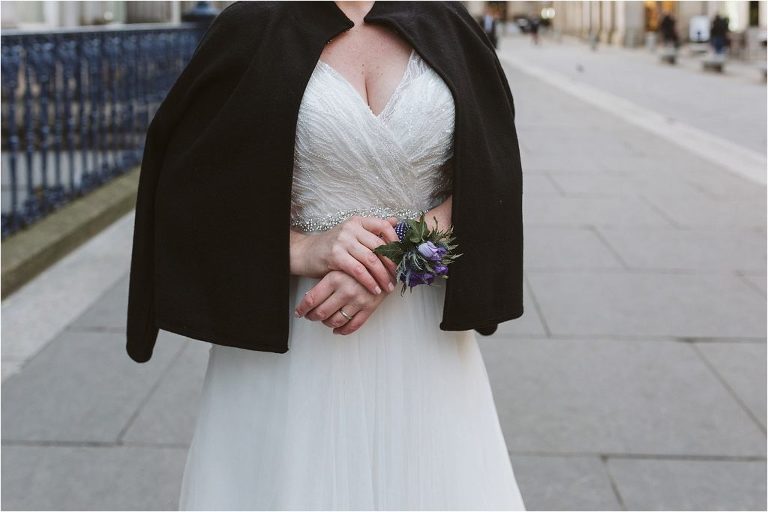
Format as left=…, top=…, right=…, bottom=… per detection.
left=290, top=216, right=401, bottom=335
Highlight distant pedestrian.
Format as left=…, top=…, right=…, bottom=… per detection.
left=530, top=16, right=540, bottom=45
left=658, top=10, right=679, bottom=48
left=478, top=5, right=498, bottom=49
left=710, top=13, right=729, bottom=54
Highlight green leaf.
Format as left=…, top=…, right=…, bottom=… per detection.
left=373, top=243, right=404, bottom=262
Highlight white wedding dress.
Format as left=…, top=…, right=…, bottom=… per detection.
left=178, top=48, right=526, bottom=511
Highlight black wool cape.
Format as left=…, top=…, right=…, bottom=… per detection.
left=126, top=0, right=524, bottom=363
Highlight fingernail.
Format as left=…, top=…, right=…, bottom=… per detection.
left=388, top=282, right=395, bottom=291
left=375, top=285, right=382, bottom=294
left=295, top=310, right=301, bottom=317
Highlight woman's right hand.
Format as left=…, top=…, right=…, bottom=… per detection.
left=291, top=215, right=400, bottom=295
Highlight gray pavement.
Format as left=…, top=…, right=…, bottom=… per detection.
left=2, top=33, right=766, bottom=510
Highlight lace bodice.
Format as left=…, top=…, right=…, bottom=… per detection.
left=290, top=48, right=455, bottom=233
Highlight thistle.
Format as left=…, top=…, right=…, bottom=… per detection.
left=373, top=213, right=462, bottom=296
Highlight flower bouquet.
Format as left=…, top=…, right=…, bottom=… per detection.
left=373, top=213, right=463, bottom=296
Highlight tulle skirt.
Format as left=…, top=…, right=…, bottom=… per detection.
left=178, top=274, right=526, bottom=511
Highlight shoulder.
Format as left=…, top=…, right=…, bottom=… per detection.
left=204, top=1, right=283, bottom=30
left=411, top=1, right=496, bottom=53
left=191, top=1, right=282, bottom=58
left=414, top=1, right=477, bottom=26
left=213, top=1, right=282, bottom=23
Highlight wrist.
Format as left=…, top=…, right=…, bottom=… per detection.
left=289, top=230, right=310, bottom=276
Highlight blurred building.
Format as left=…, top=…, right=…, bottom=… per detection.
left=488, top=1, right=765, bottom=58
left=0, top=1, right=232, bottom=29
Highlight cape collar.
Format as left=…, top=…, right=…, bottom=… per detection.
left=291, top=1, right=421, bottom=42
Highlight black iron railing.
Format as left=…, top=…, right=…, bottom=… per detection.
left=1, top=23, right=207, bottom=238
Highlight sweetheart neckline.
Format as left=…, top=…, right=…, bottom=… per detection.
left=316, top=48, right=417, bottom=120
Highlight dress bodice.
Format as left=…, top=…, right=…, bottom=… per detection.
left=290, top=48, right=456, bottom=233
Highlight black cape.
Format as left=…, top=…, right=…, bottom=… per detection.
left=126, top=1, right=524, bottom=363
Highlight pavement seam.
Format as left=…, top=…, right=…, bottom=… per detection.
left=734, top=271, right=768, bottom=298
left=526, top=267, right=767, bottom=275
left=115, top=341, right=189, bottom=445
left=600, top=454, right=628, bottom=511
left=689, top=342, right=767, bottom=435
left=588, top=226, right=632, bottom=270
left=522, top=272, right=551, bottom=337
left=636, top=194, right=686, bottom=229
left=541, top=172, right=569, bottom=197
left=491, top=334, right=765, bottom=343
left=508, top=451, right=767, bottom=461
left=1, top=440, right=189, bottom=449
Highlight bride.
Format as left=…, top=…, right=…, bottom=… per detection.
left=176, top=1, right=526, bottom=509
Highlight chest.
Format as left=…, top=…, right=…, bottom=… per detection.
left=295, top=47, right=455, bottom=166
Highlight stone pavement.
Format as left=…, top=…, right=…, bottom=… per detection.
left=2, top=34, right=766, bottom=510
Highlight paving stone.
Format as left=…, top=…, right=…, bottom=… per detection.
left=643, top=195, right=766, bottom=229
left=480, top=338, right=766, bottom=456
left=607, top=458, right=766, bottom=510
left=524, top=135, right=635, bottom=157
left=1, top=444, right=185, bottom=510
left=2, top=330, right=184, bottom=443
left=68, top=274, right=129, bottom=330
left=522, top=152, right=608, bottom=173
left=2, top=360, right=22, bottom=381
left=123, top=342, right=210, bottom=445
left=497, top=36, right=766, bottom=154
left=524, top=226, right=624, bottom=270
left=676, top=166, right=767, bottom=201
left=526, top=271, right=766, bottom=338
left=694, top=341, right=767, bottom=430
left=1, top=215, right=132, bottom=368
left=597, top=227, right=766, bottom=272
left=740, top=272, right=767, bottom=294
left=524, top=195, right=673, bottom=227
left=522, top=174, right=562, bottom=196
left=508, top=455, right=621, bottom=511
left=595, top=154, right=695, bottom=174
left=547, top=170, right=713, bottom=199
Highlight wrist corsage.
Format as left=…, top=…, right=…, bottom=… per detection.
left=373, top=213, right=463, bottom=296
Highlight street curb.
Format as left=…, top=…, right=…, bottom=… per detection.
left=1, top=167, right=139, bottom=300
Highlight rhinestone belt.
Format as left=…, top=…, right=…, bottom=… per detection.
left=291, top=206, right=428, bottom=233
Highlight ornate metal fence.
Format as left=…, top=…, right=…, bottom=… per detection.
left=1, top=23, right=206, bottom=238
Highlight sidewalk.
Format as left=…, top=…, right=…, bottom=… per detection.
left=2, top=35, right=766, bottom=510
left=498, top=32, right=767, bottom=154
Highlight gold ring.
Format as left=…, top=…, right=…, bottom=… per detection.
left=339, top=308, right=353, bottom=321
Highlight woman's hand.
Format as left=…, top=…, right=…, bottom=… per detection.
left=294, top=269, right=392, bottom=335
left=291, top=216, right=400, bottom=296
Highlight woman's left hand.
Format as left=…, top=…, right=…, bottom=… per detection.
left=294, top=269, right=394, bottom=335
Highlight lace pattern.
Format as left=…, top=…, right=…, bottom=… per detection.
left=290, top=49, right=455, bottom=233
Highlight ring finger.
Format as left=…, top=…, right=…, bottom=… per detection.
left=323, top=301, right=362, bottom=329
left=305, top=288, right=353, bottom=322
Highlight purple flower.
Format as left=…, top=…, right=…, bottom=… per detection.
left=406, top=271, right=435, bottom=287
left=417, top=241, right=444, bottom=262
left=433, top=264, right=448, bottom=276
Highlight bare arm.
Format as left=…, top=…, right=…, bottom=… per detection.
left=289, top=216, right=399, bottom=293
left=423, top=194, right=452, bottom=233
left=289, top=229, right=310, bottom=277
left=291, top=194, right=452, bottom=278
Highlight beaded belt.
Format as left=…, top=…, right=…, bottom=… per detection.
left=291, top=206, right=428, bottom=233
